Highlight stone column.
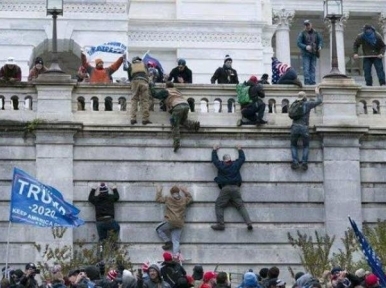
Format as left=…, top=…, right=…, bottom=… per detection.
left=32, top=74, right=80, bottom=260
left=317, top=79, right=366, bottom=250
left=316, top=130, right=367, bottom=249
left=379, top=13, right=386, bottom=71
left=324, top=13, right=348, bottom=74
left=272, top=8, right=294, bottom=65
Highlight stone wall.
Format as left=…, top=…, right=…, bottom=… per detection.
left=0, top=75, right=386, bottom=284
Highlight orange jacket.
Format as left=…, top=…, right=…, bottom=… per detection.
left=81, top=53, right=123, bottom=84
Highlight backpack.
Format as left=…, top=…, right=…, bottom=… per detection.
left=163, top=265, right=185, bottom=288
left=236, top=83, right=251, bottom=105
left=288, top=100, right=305, bottom=120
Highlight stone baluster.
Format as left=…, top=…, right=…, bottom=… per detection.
left=272, top=8, right=294, bottom=65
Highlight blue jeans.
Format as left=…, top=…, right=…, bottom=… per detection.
left=302, top=54, right=317, bottom=85
left=290, top=124, right=310, bottom=164
left=363, top=57, right=386, bottom=86
left=96, top=219, right=120, bottom=242
left=156, top=221, right=183, bottom=255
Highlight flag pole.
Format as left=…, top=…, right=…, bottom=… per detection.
left=5, top=221, right=12, bottom=280
left=142, top=50, right=150, bottom=60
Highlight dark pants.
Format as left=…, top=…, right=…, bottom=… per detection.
left=96, top=219, right=120, bottom=242
left=363, top=57, right=386, bottom=86
left=171, top=103, right=197, bottom=143
left=215, top=185, right=252, bottom=225
left=290, top=124, right=310, bottom=164
left=277, top=68, right=298, bottom=85
left=241, top=101, right=266, bottom=124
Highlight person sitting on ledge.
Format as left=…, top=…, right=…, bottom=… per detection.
left=237, top=75, right=267, bottom=126
left=0, top=57, right=22, bottom=83
left=271, top=57, right=303, bottom=87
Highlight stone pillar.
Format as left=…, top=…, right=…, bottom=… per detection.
left=316, top=130, right=367, bottom=249
left=33, top=124, right=82, bottom=259
left=34, top=74, right=76, bottom=121
left=379, top=13, right=386, bottom=71
left=317, top=79, right=366, bottom=250
left=324, top=13, right=348, bottom=74
left=272, top=8, right=294, bottom=65
left=320, top=78, right=361, bottom=125
left=32, top=74, right=79, bottom=260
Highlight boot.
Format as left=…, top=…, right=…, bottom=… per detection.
left=162, top=241, right=173, bottom=250
left=173, top=140, right=180, bottom=153
left=211, top=223, right=225, bottom=231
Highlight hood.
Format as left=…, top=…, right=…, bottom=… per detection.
left=148, top=264, right=161, bottom=280
left=296, top=274, right=314, bottom=288
left=122, top=275, right=137, bottom=288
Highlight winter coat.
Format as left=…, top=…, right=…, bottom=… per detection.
left=81, top=53, right=123, bottom=83
left=211, top=65, right=239, bottom=84
left=88, top=188, right=119, bottom=219
left=168, top=66, right=193, bottom=83
left=155, top=189, right=193, bottom=228
left=212, top=149, right=245, bottom=188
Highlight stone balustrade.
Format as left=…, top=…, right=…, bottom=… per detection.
left=3, top=82, right=385, bottom=128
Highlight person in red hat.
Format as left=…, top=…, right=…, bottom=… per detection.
left=365, top=274, right=379, bottom=288
left=160, top=252, right=187, bottom=288
left=201, top=272, right=217, bottom=288
left=236, top=75, right=267, bottom=126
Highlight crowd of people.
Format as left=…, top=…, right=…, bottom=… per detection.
left=1, top=260, right=382, bottom=288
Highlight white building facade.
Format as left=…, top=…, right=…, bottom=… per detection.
left=0, top=0, right=385, bottom=85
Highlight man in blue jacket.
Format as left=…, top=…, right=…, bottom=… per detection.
left=211, top=145, right=253, bottom=231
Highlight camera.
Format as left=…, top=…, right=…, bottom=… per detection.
left=33, top=269, right=41, bottom=274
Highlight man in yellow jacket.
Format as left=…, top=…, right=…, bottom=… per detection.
left=155, top=185, right=193, bottom=259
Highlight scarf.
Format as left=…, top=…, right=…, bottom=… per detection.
left=363, top=30, right=377, bottom=46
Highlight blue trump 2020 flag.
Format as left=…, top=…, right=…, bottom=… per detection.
left=86, top=42, right=127, bottom=57
left=9, top=168, right=85, bottom=227
left=349, top=216, right=386, bottom=287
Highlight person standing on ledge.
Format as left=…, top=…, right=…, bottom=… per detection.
left=353, top=24, right=386, bottom=86
left=297, top=20, right=323, bottom=85
left=211, top=55, right=239, bottom=84
left=210, top=145, right=253, bottom=231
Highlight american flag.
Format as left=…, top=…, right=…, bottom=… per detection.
left=271, top=57, right=290, bottom=84
left=349, top=217, right=386, bottom=287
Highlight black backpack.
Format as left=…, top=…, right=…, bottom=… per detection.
left=163, top=265, right=185, bottom=288
left=288, top=100, right=305, bottom=120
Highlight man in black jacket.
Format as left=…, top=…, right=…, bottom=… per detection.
left=211, top=55, right=239, bottom=84
left=19, top=263, right=39, bottom=288
left=88, top=183, right=120, bottom=243
left=211, top=145, right=252, bottom=231
left=167, top=59, right=193, bottom=84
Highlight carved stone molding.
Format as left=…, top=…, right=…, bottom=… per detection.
left=128, top=31, right=261, bottom=43
left=0, top=1, right=126, bottom=13
left=272, top=8, right=295, bottom=29
left=379, top=12, right=386, bottom=33
left=323, top=12, right=349, bottom=33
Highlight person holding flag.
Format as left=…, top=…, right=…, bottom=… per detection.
left=81, top=45, right=125, bottom=84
